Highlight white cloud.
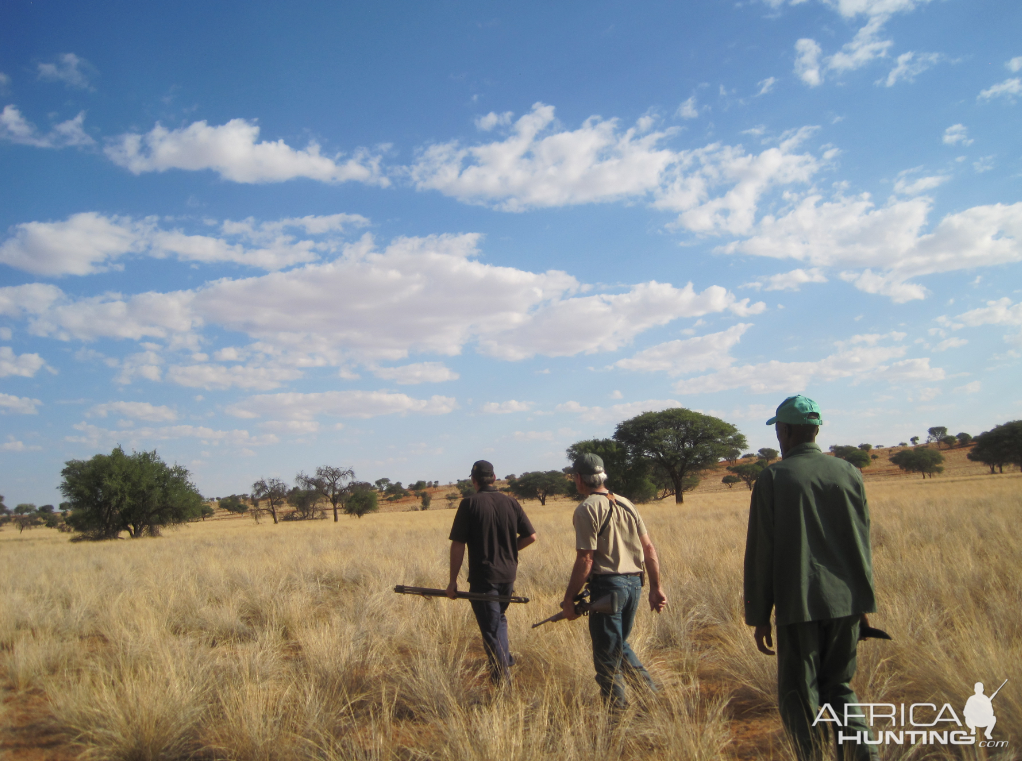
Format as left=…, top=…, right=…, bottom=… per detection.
left=892, top=169, right=949, bottom=196
left=942, top=124, right=972, bottom=146
left=0, top=73, right=10, bottom=92
left=0, top=346, right=47, bottom=378
left=677, top=97, right=699, bottom=119
left=226, top=390, right=457, bottom=421
left=744, top=267, right=828, bottom=291
left=410, top=103, right=680, bottom=211
left=952, top=297, right=1022, bottom=347
left=614, top=324, right=751, bottom=376
left=973, top=156, right=995, bottom=174
left=105, top=119, right=388, bottom=185
left=87, top=401, right=177, bottom=422
left=66, top=422, right=278, bottom=448
left=794, top=39, right=823, bottom=86
left=954, top=380, right=981, bottom=394
left=512, top=430, right=553, bottom=441
left=0, top=212, right=144, bottom=275
left=1008, top=57, right=1022, bottom=73
left=979, top=78, right=1021, bottom=101
left=723, top=195, right=1022, bottom=302
left=480, top=282, right=764, bottom=361
left=827, top=16, right=892, bottom=74
left=674, top=333, right=942, bottom=394
left=934, top=337, right=967, bottom=351
left=0, top=393, right=41, bottom=414
left=0, top=106, right=94, bottom=149
left=757, top=77, right=778, bottom=96
left=556, top=398, right=683, bottom=423
left=3, top=232, right=761, bottom=371
left=372, top=362, right=459, bottom=384
left=879, top=51, right=941, bottom=87
left=37, top=53, right=95, bottom=90
left=482, top=400, right=533, bottom=414
left=1, top=437, right=42, bottom=452
left=653, top=127, right=822, bottom=236
left=166, top=363, right=304, bottom=391
left=475, top=111, right=513, bottom=131
left=0, top=212, right=369, bottom=276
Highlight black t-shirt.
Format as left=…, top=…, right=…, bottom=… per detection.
left=449, top=486, right=535, bottom=584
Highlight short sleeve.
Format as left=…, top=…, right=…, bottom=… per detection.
left=634, top=511, right=648, bottom=538
left=574, top=502, right=599, bottom=551
left=449, top=500, right=471, bottom=543
left=515, top=501, right=535, bottom=537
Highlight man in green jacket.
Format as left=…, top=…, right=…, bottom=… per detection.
left=744, top=395, right=879, bottom=761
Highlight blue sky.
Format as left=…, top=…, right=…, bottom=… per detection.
left=2, top=0, right=1020, bottom=505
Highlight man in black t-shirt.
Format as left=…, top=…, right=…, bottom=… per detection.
left=447, top=459, right=537, bottom=684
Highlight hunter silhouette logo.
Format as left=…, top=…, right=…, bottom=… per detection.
left=964, top=679, right=1006, bottom=741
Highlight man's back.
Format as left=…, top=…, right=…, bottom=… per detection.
left=449, top=487, right=532, bottom=584
left=744, top=442, right=875, bottom=626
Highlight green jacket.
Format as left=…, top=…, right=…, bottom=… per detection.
left=743, top=442, right=876, bottom=627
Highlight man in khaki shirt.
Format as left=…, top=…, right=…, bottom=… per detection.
left=561, top=453, right=667, bottom=709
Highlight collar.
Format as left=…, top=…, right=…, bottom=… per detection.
left=782, top=442, right=822, bottom=459
left=479, top=485, right=498, bottom=492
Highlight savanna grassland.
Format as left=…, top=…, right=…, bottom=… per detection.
left=1, top=472, right=1019, bottom=760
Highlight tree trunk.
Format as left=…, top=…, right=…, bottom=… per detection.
left=333, top=502, right=338, bottom=522
left=673, top=472, right=684, bottom=503
left=270, top=506, right=278, bottom=524
left=538, top=493, right=546, bottom=506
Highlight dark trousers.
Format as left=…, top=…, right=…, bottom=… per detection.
left=469, top=580, right=515, bottom=683
left=776, top=615, right=878, bottom=761
left=587, top=574, right=655, bottom=708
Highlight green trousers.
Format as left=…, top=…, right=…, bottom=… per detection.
left=776, top=615, right=878, bottom=761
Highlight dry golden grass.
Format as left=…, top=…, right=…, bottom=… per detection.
left=0, top=472, right=1019, bottom=760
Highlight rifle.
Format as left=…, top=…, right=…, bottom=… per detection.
left=393, top=585, right=529, bottom=604
left=990, top=679, right=1008, bottom=700
left=532, top=590, right=616, bottom=628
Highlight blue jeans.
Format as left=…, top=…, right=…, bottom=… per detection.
left=469, top=581, right=515, bottom=683
left=587, top=574, right=655, bottom=707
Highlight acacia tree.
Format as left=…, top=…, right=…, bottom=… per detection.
left=613, top=408, right=746, bottom=504
left=758, top=447, right=779, bottom=461
left=345, top=483, right=379, bottom=518
left=508, top=471, right=567, bottom=505
left=727, top=460, right=766, bottom=490
left=968, top=421, right=1022, bottom=474
left=890, top=448, right=944, bottom=479
left=61, top=447, right=204, bottom=539
left=565, top=439, right=655, bottom=503
left=297, top=466, right=355, bottom=522
left=251, top=478, right=288, bottom=524
left=927, top=426, right=949, bottom=445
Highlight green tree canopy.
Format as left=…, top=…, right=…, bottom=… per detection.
left=345, top=483, right=379, bottom=518
left=565, top=438, right=655, bottom=503
left=722, top=474, right=741, bottom=489
left=927, top=426, right=948, bottom=444
left=455, top=479, right=475, bottom=498
left=758, top=447, right=779, bottom=461
left=613, top=408, right=747, bottom=504
left=61, top=447, right=204, bottom=539
left=218, top=495, right=248, bottom=514
left=890, top=447, right=945, bottom=479
left=967, top=421, right=1022, bottom=474
left=956, top=432, right=972, bottom=447
left=507, top=471, right=567, bottom=505
left=727, top=460, right=767, bottom=490
left=831, top=445, right=872, bottom=470
left=286, top=487, right=321, bottom=520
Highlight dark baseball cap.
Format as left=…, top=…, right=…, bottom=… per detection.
left=471, top=460, right=495, bottom=477
left=570, top=453, right=605, bottom=475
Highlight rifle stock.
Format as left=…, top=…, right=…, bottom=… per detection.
left=532, top=593, right=615, bottom=628
left=394, top=585, right=530, bottom=604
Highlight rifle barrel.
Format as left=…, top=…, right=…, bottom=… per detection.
left=990, top=678, right=1008, bottom=700
left=393, top=585, right=529, bottom=604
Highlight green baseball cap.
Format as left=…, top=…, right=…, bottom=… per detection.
left=571, top=453, right=605, bottom=476
left=766, top=395, right=823, bottom=426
